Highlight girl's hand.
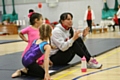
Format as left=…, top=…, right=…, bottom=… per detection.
left=19, top=32, right=28, bottom=42
left=25, top=40, right=28, bottom=42
left=44, top=73, right=51, bottom=80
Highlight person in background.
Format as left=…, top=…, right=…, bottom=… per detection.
left=3, top=17, right=10, bottom=25
left=50, top=21, right=59, bottom=29
left=116, top=5, right=120, bottom=31
left=112, top=14, right=119, bottom=32
left=45, top=17, right=50, bottom=24
left=84, top=5, right=95, bottom=33
left=50, top=12, right=102, bottom=69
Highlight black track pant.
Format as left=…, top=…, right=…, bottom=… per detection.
left=21, top=62, right=45, bottom=79
left=87, top=20, right=92, bottom=32
left=118, top=18, right=120, bottom=30
left=112, top=23, right=118, bottom=31
left=50, top=37, right=91, bottom=65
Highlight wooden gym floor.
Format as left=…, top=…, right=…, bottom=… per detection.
left=0, top=30, right=120, bottom=80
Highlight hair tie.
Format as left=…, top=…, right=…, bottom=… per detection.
left=28, top=12, right=34, bottom=18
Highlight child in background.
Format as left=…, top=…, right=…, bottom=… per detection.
left=45, top=17, right=50, bottom=24
left=29, top=9, right=34, bottom=13
left=13, top=24, right=52, bottom=80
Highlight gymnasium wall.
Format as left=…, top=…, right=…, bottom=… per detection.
left=0, top=0, right=119, bottom=29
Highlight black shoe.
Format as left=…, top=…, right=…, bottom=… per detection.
left=113, top=30, right=115, bottom=32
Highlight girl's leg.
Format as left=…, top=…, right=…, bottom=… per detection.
left=26, top=62, right=45, bottom=79
left=12, top=62, right=45, bottom=79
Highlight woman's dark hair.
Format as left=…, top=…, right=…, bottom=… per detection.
left=69, top=27, right=74, bottom=38
left=59, top=12, right=73, bottom=23
left=29, top=13, right=42, bottom=25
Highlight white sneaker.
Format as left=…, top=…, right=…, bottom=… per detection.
left=87, top=59, right=102, bottom=69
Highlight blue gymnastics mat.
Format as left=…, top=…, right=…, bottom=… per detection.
left=0, top=38, right=120, bottom=80
left=0, top=40, right=22, bottom=44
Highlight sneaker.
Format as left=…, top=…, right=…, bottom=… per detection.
left=87, top=59, right=102, bottom=69
left=91, top=58, right=98, bottom=64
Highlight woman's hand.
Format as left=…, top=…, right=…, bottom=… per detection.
left=49, top=60, right=53, bottom=67
left=83, top=27, right=89, bottom=37
left=72, top=30, right=81, bottom=40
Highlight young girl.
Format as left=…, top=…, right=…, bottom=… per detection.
left=20, top=12, right=43, bottom=57
left=12, top=12, right=52, bottom=78
left=19, top=12, right=47, bottom=65
left=12, top=24, right=52, bottom=80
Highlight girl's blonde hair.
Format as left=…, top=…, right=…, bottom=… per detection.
left=39, top=24, right=52, bottom=41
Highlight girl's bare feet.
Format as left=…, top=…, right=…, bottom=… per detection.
left=11, top=70, right=21, bottom=78
left=11, top=68, right=27, bottom=78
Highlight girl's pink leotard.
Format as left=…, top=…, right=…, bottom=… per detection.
left=21, top=26, right=39, bottom=57
left=21, top=26, right=44, bottom=65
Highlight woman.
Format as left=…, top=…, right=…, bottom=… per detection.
left=50, top=12, right=102, bottom=69
left=84, top=5, right=95, bottom=33
left=112, top=14, right=119, bottom=32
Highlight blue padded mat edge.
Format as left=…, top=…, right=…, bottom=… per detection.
left=0, top=38, right=120, bottom=80
left=0, top=40, right=23, bottom=44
